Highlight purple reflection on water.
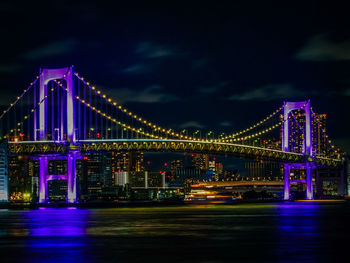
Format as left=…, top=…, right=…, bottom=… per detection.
left=20, top=208, right=94, bottom=263
left=25, top=208, right=89, bottom=237
left=274, top=202, right=323, bottom=262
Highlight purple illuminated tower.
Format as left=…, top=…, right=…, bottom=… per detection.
left=282, top=100, right=314, bottom=200
left=36, top=66, right=77, bottom=203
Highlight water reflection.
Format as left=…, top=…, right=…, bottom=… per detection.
left=0, top=203, right=348, bottom=263
left=275, top=203, right=323, bottom=263
left=21, top=208, right=93, bottom=263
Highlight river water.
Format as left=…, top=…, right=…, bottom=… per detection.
left=0, top=202, right=349, bottom=263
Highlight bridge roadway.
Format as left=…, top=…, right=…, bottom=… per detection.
left=7, top=139, right=341, bottom=166
left=191, top=181, right=285, bottom=187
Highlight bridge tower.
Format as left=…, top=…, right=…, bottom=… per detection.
left=36, top=66, right=78, bottom=203
left=282, top=100, right=314, bottom=200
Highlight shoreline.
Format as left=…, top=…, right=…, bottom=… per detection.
left=0, top=198, right=347, bottom=209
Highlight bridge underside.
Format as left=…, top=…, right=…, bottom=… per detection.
left=8, top=140, right=341, bottom=167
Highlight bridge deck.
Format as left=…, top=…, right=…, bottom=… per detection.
left=6, top=139, right=341, bottom=166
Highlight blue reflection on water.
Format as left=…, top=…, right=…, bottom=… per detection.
left=274, top=202, right=323, bottom=263
left=21, top=208, right=93, bottom=263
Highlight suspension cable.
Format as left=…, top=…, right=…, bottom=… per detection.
left=222, top=105, right=284, bottom=140
left=0, top=75, right=40, bottom=120
left=74, top=73, right=204, bottom=141
left=3, top=80, right=58, bottom=139
left=54, top=80, right=160, bottom=140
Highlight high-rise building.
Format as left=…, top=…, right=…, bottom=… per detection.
left=191, top=154, right=209, bottom=170
left=112, top=151, right=144, bottom=173
left=171, top=159, right=183, bottom=175
left=115, top=171, right=129, bottom=186
left=8, top=155, right=31, bottom=200
left=280, top=111, right=327, bottom=155
left=79, top=153, right=111, bottom=198
left=78, top=151, right=143, bottom=200
left=312, top=113, right=327, bottom=155
left=0, top=141, right=8, bottom=202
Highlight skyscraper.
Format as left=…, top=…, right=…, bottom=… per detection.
left=191, top=154, right=209, bottom=170
left=0, top=141, right=8, bottom=202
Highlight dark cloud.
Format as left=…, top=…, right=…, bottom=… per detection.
left=0, top=39, right=79, bottom=74
left=219, top=121, right=232, bottom=127
left=343, top=89, right=350, bottom=96
left=191, top=58, right=209, bottom=70
left=101, top=85, right=180, bottom=104
left=23, top=39, right=79, bottom=60
left=197, top=82, right=229, bottom=94
left=122, top=63, right=153, bottom=74
left=295, top=34, right=350, bottom=61
left=228, top=84, right=317, bottom=101
left=0, top=63, right=22, bottom=73
left=135, top=41, right=184, bottom=58
left=178, top=121, right=205, bottom=129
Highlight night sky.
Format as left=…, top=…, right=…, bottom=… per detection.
left=1, top=1, right=350, bottom=164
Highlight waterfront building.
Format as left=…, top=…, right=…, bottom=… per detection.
left=171, top=159, right=183, bottom=174
left=191, top=154, right=209, bottom=170
left=8, top=155, right=32, bottom=200
left=0, top=141, right=8, bottom=202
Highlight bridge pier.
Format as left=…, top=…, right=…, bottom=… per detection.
left=283, top=164, right=291, bottom=200
left=306, top=163, right=313, bottom=200
left=38, top=156, right=48, bottom=203
left=38, top=153, right=78, bottom=204
left=67, top=152, right=78, bottom=203
left=282, top=101, right=314, bottom=200
left=283, top=163, right=314, bottom=200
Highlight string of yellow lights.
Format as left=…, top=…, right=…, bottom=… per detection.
left=4, top=80, right=58, bottom=140
left=222, top=122, right=282, bottom=143
left=55, top=80, right=173, bottom=140
left=222, top=105, right=284, bottom=140
left=0, top=75, right=40, bottom=120
left=74, top=73, right=199, bottom=140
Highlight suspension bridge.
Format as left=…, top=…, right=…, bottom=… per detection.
left=0, top=66, right=344, bottom=203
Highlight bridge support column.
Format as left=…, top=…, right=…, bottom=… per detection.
left=38, top=156, right=48, bottom=203
left=145, top=171, right=148, bottom=189
left=162, top=172, right=166, bottom=189
left=67, top=152, right=78, bottom=203
left=284, top=164, right=291, bottom=200
left=306, top=163, right=313, bottom=200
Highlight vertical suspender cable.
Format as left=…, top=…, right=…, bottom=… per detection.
left=56, top=82, right=60, bottom=140
left=104, top=100, right=107, bottom=139
left=27, top=84, right=30, bottom=140
left=94, top=91, right=97, bottom=137
left=89, top=84, right=92, bottom=138
left=77, top=78, right=81, bottom=140
left=51, top=81, right=54, bottom=140
left=100, top=95, right=103, bottom=138
left=83, top=82, right=86, bottom=140
left=60, top=82, right=64, bottom=141
left=33, top=82, right=36, bottom=141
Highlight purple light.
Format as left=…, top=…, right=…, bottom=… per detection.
left=37, top=67, right=78, bottom=204
left=67, top=152, right=78, bottom=203
left=282, top=101, right=314, bottom=200
left=282, top=100, right=312, bottom=155
left=38, top=156, right=48, bottom=203
left=284, top=164, right=290, bottom=200
left=306, top=163, right=313, bottom=200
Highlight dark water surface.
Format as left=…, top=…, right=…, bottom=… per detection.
left=0, top=202, right=349, bottom=263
